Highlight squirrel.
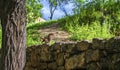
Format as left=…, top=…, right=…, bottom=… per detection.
left=41, top=33, right=54, bottom=44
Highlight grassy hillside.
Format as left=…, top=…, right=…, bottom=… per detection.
left=58, top=16, right=116, bottom=40
left=0, top=15, right=119, bottom=47
left=26, top=15, right=116, bottom=47
left=27, top=20, right=58, bottom=46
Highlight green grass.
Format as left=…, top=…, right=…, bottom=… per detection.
left=0, top=27, right=42, bottom=47
left=27, top=20, right=58, bottom=30
left=0, top=17, right=118, bottom=47
left=71, top=22, right=114, bottom=41
left=27, top=29, right=43, bottom=47
left=0, top=20, right=58, bottom=47
left=27, top=20, right=58, bottom=46
left=61, top=16, right=115, bottom=41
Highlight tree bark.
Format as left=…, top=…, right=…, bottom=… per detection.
left=0, top=0, right=26, bottom=70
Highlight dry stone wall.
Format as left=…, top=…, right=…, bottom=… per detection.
left=25, top=37, right=120, bottom=70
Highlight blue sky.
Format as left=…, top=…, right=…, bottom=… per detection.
left=40, top=0, right=75, bottom=20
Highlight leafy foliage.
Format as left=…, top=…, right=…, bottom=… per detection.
left=1, top=0, right=120, bottom=47
left=74, top=0, right=120, bottom=25
left=26, top=0, right=43, bottom=23
left=60, top=16, right=114, bottom=41
left=27, top=29, right=43, bottom=46
left=56, top=0, right=120, bottom=41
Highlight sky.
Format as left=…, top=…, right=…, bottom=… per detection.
left=40, top=0, right=75, bottom=20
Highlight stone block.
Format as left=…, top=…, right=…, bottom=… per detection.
left=48, top=62, right=57, bottom=69
left=56, top=53, right=65, bottom=66
left=57, top=66, right=65, bottom=70
left=76, top=41, right=91, bottom=51
left=92, top=38, right=106, bottom=49
left=86, top=50, right=100, bottom=63
left=65, top=53, right=85, bottom=70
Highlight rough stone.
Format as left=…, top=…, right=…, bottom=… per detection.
left=65, top=53, right=85, bottom=70
left=0, top=37, right=120, bottom=70
left=86, top=50, right=100, bottom=63
left=56, top=53, right=65, bottom=66
left=30, top=50, right=39, bottom=67
left=37, top=63, right=47, bottom=70
left=99, top=58, right=115, bottom=70
left=24, top=66, right=35, bottom=70
left=57, top=66, right=65, bottom=70
left=76, top=41, right=91, bottom=51
left=111, top=54, right=120, bottom=64
left=52, top=42, right=61, bottom=51
left=106, top=37, right=120, bottom=52
left=92, top=38, right=106, bottom=49
left=66, top=43, right=76, bottom=53
left=114, top=62, right=120, bottom=70
left=51, top=51, right=58, bottom=61
left=16, top=37, right=120, bottom=70
left=38, top=46, right=51, bottom=62
left=87, top=62, right=100, bottom=70
left=48, top=62, right=57, bottom=69
left=60, top=42, right=76, bottom=53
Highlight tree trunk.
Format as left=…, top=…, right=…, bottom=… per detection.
left=0, top=0, right=26, bottom=70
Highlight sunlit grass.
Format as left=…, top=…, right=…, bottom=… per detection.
left=0, top=17, right=118, bottom=47
left=0, top=20, right=58, bottom=47
left=27, top=20, right=58, bottom=29
left=27, top=20, right=58, bottom=46
left=62, top=17, right=115, bottom=41
left=27, top=29, right=43, bottom=47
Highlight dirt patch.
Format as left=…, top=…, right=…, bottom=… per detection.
left=39, top=23, right=71, bottom=42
